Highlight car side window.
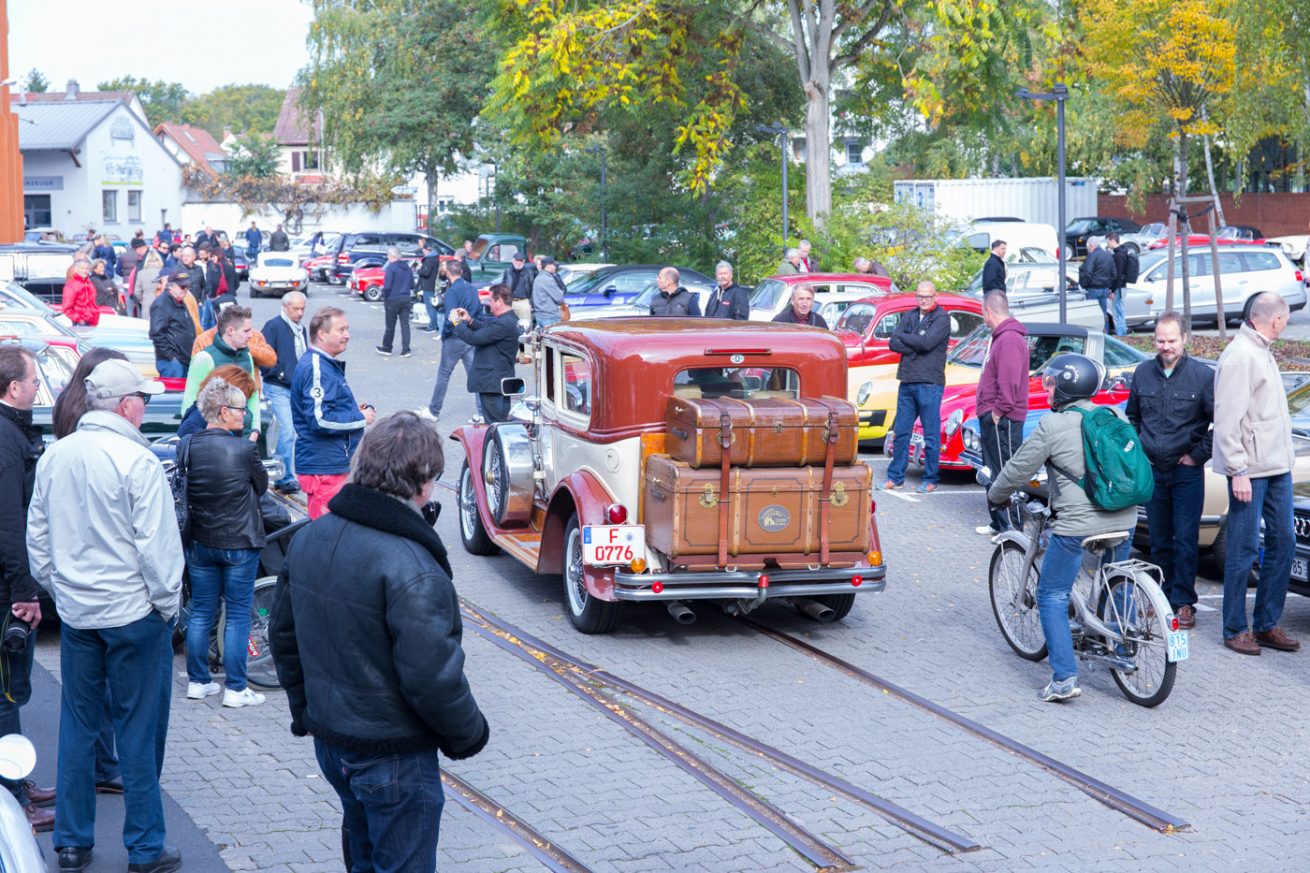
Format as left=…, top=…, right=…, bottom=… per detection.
left=1239, top=251, right=1280, bottom=272
left=560, top=352, right=591, bottom=419
left=499, top=242, right=521, bottom=261
left=1029, top=335, right=1085, bottom=372
left=1102, top=337, right=1142, bottom=368
left=837, top=303, right=875, bottom=335
left=1215, top=252, right=1244, bottom=275
left=352, top=233, right=381, bottom=248
left=543, top=348, right=558, bottom=407
left=873, top=312, right=902, bottom=338
left=950, top=311, right=984, bottom=339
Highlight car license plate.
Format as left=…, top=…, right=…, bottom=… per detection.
left=583, top=525, right=646, bottom=566
left=1167, top=630, right=1189, bottom=662
left=1293, top=557, right=1308, bottom=582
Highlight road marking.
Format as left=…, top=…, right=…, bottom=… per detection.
left=878, top=489, right=920, bottom=503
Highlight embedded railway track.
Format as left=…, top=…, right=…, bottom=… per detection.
left=459, top=600, right=978, bottom=870
left=435, top=475, right=1189, bottom=863
left=738, top=617, right=1192, bottom=835
left=441, top=771, right=594, bottom=873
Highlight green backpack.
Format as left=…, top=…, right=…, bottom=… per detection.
left=1054, top=406, right=1154, bottom=511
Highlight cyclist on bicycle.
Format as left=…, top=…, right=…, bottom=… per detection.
left=986, top=353, right=1140, bottom=702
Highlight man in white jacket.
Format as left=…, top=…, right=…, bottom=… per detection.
left=27, top=359, right=185, bottom=873
left=1213, top=292, right=1299, bottom=657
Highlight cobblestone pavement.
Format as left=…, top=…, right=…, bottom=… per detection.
left=33, top=282, right=1310, bottom=871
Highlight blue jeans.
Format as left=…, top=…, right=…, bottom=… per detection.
left=1084, top=287, right=1108, bottom=322
left=536, top=312, right=561, bottom=329
left=886, top=382, right=944, bottom=486
left=55, top=612, right=172, bottom=862
left=423, top=290, right=442, bottom=330
left=186, top=543, right=262, bottom=691
left=1145, top=462, right=1205, bottom=609
left=428, top=335, right=475, bottom=417
left=315, top=740, right=444, bottom=873
left=1038, top=533, right=1131, bottom=682
left=1108, top=289, right=1127, bottom=335
left=156, top=359, right=186, bottom=378
left=264, top=381, right=297, bottom=482
left=1222, top=472, right=1294, bottom=639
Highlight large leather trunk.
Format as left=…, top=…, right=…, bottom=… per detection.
left=643, top=455, right=872, bottom=559
left=665, top=396, right=859, bottom=468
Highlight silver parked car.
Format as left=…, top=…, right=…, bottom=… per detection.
left=1130, top=247, right=1307, bottom=325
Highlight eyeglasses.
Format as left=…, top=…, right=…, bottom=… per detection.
left=915, top=294, right=936, bottom=300
left=223, top=404, right=246, bottom=415
left=132, top=392, right=152, bottom=406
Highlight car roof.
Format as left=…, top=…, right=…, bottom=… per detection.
left=542, top=319, right=849, bottom=437
left=763, top=272, right=893, bottom=285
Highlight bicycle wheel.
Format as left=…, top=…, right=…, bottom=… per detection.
left=1097, top=572, right=1176, bottom=708
left=217, top=577, right=283, bottom=690
left=989, top=542, right=1047, bottom=661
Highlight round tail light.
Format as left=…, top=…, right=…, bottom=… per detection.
left=606, top=503, right=628, bottom=524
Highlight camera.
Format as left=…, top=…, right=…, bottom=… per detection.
left=2, top=617, right=31, bottom=654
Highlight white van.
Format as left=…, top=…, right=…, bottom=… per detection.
left=964, top=220, right=1060, bottom=258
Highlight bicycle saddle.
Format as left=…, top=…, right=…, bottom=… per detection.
left=1081, top=531, right=1129, bottom=552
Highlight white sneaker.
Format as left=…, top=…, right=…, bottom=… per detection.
left=413, top=407, right=439, bottom=422
left=222, top=687, right=266, bottom=708
left=186, top=681, right=221, bottom=700
left=975, top=525, right=997, bottom=536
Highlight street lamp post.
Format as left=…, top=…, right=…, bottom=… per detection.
left=756, top=122, right=789, bottom=252
left=1016, top=83, right=1071, bottom=323
left=481, top=161, right=500, bottom=233
left=585, top=144, right=608, bottom=261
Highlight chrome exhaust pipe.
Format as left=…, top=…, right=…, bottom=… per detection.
left=795, top=598, right=836, bottom=623
left=666, top=601, right=697, bottom=625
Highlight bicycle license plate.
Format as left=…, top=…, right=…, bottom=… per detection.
left=1292, top=557, right=1308, bottom=582
left=1167, top=629, right=1189, bottom=662
left=583, top=525, right=646, bottom=566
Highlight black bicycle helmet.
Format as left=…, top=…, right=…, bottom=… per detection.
left=1042, top=353, right=1104, bottom=408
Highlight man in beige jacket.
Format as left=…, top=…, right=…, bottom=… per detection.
left=1213, top=292, right=1299, bottom=656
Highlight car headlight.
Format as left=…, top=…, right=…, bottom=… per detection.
left=963, top=429, right=978, bottom=452
left=857, top=381, right=873, bottom=406
left=944, top=409, right=963, bottom=437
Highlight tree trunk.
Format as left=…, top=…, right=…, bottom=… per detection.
left=1178, top=128, right=1192, bottom=328
left=425, top=164, right=439, bottom=234
left=1202, top=112, right=1225, bottom=227
left=803, top=81, right=832, bottom=225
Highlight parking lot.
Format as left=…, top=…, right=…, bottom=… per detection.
left=28, top=279, right=1310, bottom=872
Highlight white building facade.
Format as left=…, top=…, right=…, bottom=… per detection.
left=15, top=85, right=183, bottom=238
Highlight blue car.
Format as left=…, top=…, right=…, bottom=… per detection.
left=563, top=264, right=715, bottom=311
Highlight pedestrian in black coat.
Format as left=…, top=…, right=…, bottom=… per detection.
left=982, top=240, right=1007, bottom=293
left=451, top=284, right=521, bottom=423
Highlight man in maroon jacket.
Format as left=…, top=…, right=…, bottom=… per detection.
left=975, top=291, right=1028, bottom=535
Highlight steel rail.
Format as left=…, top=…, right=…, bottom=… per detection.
left=461, top=601, right=977, bottom=856
left=741, top=618, right=1192, bottom=835
left=463, top=614, right=853, bottom=871
left=441, top=771, right=595, bottom=873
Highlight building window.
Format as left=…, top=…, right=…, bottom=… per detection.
left=102, top=190, right=118, bottom=223
left=24, top=195, right=52, bottom=228
left=291, top=150, right=301, bottom=172
left=845, top=141, right=865, bottom=165
left=304, top=149, right=320, bottom=170
left=128, top=190, right=142, bottom=222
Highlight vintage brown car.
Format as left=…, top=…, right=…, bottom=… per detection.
left=452, top=319, right=886, bottom=634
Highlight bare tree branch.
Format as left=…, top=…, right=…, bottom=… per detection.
left=833, top=0, right=888, bottom=42
left=726, top=10, right=792, bottom=54
left=786, top=0, right=812, bottom=84
left=833, top=0, right=896, bottom=69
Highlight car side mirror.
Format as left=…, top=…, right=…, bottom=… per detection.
left=603, top=286, right=616, bottom=296
left=501, top=377, right=526, bottom=397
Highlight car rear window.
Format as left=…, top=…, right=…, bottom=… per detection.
left=749, top=279, right=789, bottom=311
left=346, top=233, right=382, bottom=248
left=262, top=257, right=295, bottom=267
left=672, top=367, right=800, bottom=400
left=1240, top=251, right=1282, bottom=272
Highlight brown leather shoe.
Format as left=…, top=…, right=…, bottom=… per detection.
left=1224, top=631, right=1261, bottom=656
left=25, top=802, right=55, bottom=832
left=1255, top=626, right=1301, bottom=652
left=1175, top=605, right=1196, bottom=630
left=23, top=779, right=55, bottom=805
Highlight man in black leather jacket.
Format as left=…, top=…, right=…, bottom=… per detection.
left=270, top=413, right=488, bottom=871
left=884, top=280, right=951, bottom=493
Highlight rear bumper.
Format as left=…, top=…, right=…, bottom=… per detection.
left=610, top=564, right=885, bottom=602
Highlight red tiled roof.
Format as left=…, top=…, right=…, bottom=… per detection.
left=155, top=122, right=226, bottom=178
left=273, top=88, right=320, bottom=146
left=8, top=90, right=135, bottom=104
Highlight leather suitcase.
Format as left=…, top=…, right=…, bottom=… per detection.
left=665, top=396, right=858, bottom=468
left=643, top=455, right=872, bottom=560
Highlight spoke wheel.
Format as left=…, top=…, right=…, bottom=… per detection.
left=989, top=542, right=1047, bottom=661
left=458, top=461, right=498, bottom=556
left=1098, top=574, right=1176, bottom=707
left=562, top=514, right=621, bottom=634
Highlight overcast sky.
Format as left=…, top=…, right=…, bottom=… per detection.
left=9, top=1, right=314, bottom=95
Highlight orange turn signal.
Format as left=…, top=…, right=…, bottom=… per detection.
left=629, top=557, right=647, bottom=574
left=867, top=550, right=883, bottom=567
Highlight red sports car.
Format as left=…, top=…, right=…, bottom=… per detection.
left=834, top=293, right=985, bottom=368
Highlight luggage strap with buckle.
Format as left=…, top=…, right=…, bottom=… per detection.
left=717, top=410, right=732, bottom=567
left=819, top=406, right=838, bottom=565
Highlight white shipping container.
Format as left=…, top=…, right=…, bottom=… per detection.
left=893, top=177, right=1099, bottom=230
